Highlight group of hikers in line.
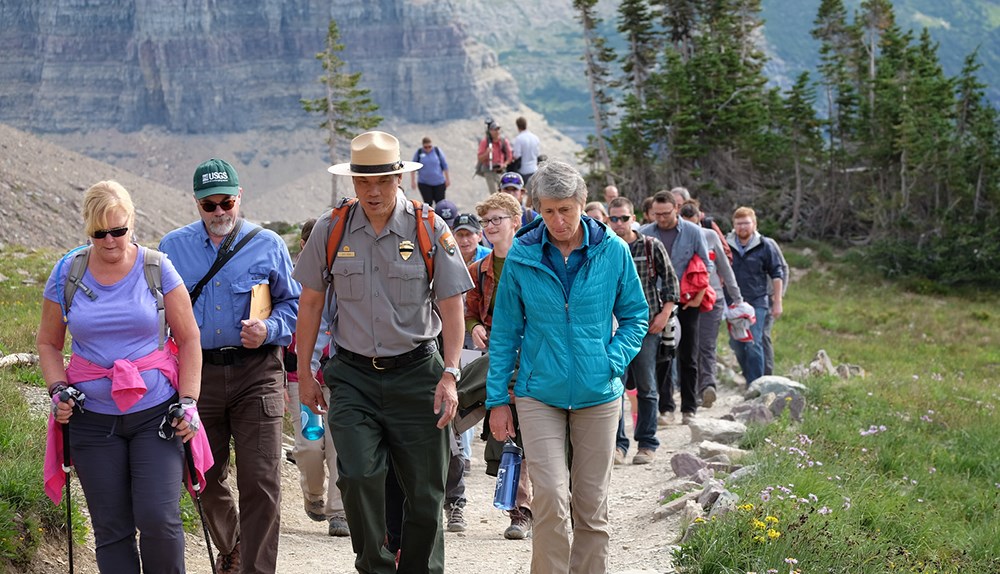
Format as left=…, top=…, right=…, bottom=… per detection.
left=39, top=126, right=785, bottom=574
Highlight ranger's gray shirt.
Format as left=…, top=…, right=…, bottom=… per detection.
left=294, top=193, right=473, bottom=357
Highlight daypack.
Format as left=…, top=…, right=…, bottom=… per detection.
left=325, top=197, right=438, bottom=281
left=59, top=245, right=167, bottom=350
left=415, top=146, right=445, bottom=169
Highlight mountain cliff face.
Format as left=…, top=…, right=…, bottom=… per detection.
left=0, top=0, right=520, bottom=133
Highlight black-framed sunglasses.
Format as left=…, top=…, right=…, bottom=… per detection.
left=199, top=197, right=237, bottom=212
left=92, top=226, right=129, bottom=239
left=608, top=215, right=632, bottom=223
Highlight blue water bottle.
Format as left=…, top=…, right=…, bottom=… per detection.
left=300, top=403, right=325, bottom=441
left=493, top=439, right=522, bottom=510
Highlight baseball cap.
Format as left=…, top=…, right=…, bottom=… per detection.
left=193, top=158, right=240, bottom=199
left=434, top=200, right=459, bottom=227
left=453, top=213, right=482, bottom=233
left=499, top=172, right=524, bottom=190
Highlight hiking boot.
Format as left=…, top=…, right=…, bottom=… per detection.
left=504, top=507, right=532, bottom=540
left=657, top=412, right=675, bottom=427
left=215, top=544, right=241, bottom=573
left=328, top=514, right=350, bottom=537
left=305, top=499, right=326, bottom=522
left=445, top=503, right=467, bottom=532
left=614, top=448, right=627, bottom=466
left=682, top=412, right=695, bottom=425
left=701, top=386, right=717, bottom=408
left=632, top=448, right=656, bottom=465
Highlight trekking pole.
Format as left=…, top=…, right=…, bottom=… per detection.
left=173, top=406, right=218, bottom=574
left=61, top=420, right=74, bottom=574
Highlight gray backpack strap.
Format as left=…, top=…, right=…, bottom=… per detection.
left=142, top=248, right=167, bottom=351
left=63, top=246, right=96, bottom=321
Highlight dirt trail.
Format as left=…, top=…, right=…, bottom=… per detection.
left=32, top=384, right=747, bottom=574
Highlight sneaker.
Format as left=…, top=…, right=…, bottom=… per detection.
left=632, top=448, right=656, bottom=465
left=701, top=386, right=717, bottom=408
left=614, top=448, right=627, bottom=466
left=445, top=503, right=467, bottom=532
left=657, top=412, right=675, bottom=427
left=504, top=507, right=532, bottom=540
left=328, top=514, right=350, bottom=537
left=305, top=499, right=326, bottom=522
left=682, top=412, right=695, bottom=425
left=215, top=544, right=241, bottom=573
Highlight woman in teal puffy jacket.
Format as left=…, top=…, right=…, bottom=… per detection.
left=486, top=160, right=648, bottom=574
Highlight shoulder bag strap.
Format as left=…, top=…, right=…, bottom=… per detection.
left=189, top=220, right=263, bottom=306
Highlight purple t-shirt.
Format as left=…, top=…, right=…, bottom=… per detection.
left=43, top=246, right=185, bottom=415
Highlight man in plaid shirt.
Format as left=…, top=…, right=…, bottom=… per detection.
left=607, top=197, right=678, bottom=464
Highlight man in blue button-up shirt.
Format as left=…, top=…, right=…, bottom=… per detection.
left=160, top=158, right=300, bottom=574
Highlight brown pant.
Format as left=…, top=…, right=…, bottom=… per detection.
left=199, top=347, right=285, bottom=574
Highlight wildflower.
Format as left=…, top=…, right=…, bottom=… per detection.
left=843, top=496, right=852, bottom=509
left=761, top=492, right=771, bottom=502
left=694, top=516, right=707, bottom=523
left=785, top=557, right=799, bottom=565
left=929, top=467, right=936, bottom=474
left=767, top=528, right=781, bottom=540
left=738, top=503, right=755, bottom=511
left=818, top=506, right=832, bottom=515
left=753, top=535, right=766, bottom=543
left=752, top=518, right=766, bottom=530
left=808, top=493, right=818, bottom=503
left=767, top=570, right=779, bottom=574
left=765, top=515, right=779, bottom=524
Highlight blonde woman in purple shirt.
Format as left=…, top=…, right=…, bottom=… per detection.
left=38, top=180, right=203, bottom=573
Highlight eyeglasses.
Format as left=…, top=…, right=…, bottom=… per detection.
left=199, top=197, right=237, bottom=212
left=92, top=226, right=129, bottom=239
left=608, top=215, right=632, bottom=223
left=482, top=215, right=512, bottom=227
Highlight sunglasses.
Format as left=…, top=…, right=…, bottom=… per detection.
left=199, top=197, right=237, bottom=212
left=92, top=226, right=129, bottom=239
left=608, top=215, right=632, bottom=223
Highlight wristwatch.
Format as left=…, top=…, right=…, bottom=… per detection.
left=443, top=367, right=462, bottom=383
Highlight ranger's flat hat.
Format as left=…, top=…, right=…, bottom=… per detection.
left=328, top=131, right=422, bottom=176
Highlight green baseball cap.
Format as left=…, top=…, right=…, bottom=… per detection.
left=193, top=158, right=240, bottom=199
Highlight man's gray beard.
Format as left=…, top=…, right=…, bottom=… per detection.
left=207, top=216, right=236, bottom=237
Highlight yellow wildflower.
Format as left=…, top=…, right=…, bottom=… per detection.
left=752, top=518, right=766, bottom=530
left=767, top=528, right=781, bottom=540
left=765, top=515, right=779, bottom=524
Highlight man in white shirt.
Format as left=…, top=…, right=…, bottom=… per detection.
left=511, top=116, right=541, bottom=185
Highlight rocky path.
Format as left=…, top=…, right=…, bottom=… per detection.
left=31, top=382, right=749, bottom=574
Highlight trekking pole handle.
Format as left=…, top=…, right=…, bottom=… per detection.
left=182, top=440, right=201, bottom=493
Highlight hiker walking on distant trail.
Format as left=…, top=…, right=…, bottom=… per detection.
left=38, top=180, right=207, bottom=573
left=725, top=206, right=784, bottom=386
left=476, top=120, right=512, bottom=195
left=410, top=136, right=451, bottom=206
left=511, top=116, right=540, bottom=186
left=294, top=131, right=473, bottom=574
left=160, top=158, right=301, bottom=574
left=486, top=161, right=647, bottom=574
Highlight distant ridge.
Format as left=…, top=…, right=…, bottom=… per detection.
left=0, top=123, right=191, bottom=251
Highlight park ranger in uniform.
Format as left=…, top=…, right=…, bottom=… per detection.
left=293, top=131, right=473, bottom=574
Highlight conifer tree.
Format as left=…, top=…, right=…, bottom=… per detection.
left=301, top=19, right=383, bottom=205
left=574, top=0, right=617, bottom=184
left=615, top=0, right=659, bottom=197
